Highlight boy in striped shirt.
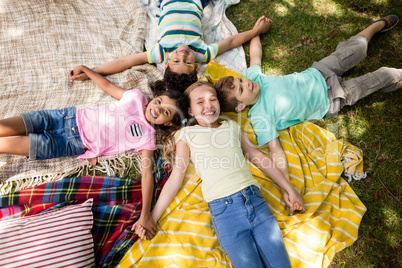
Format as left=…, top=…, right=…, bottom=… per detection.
left=70, top=0, right=272, bottom=92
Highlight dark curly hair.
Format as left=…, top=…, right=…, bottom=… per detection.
left=150, top=80, right=189, bottom=134
left=163, top=66, right=198, bottom=93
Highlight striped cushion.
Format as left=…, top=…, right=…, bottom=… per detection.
left=0, top=199, right=94, bottom=267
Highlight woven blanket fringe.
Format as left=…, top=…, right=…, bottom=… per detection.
left=94, top=152, right=142, bottom=177
left=342, top=156, right=367, bottom=183
left=343, top=169, right=367, bottom=183
left=0, top=166, right=85, bottom=196
left=0, top=152, right=142, bottom=195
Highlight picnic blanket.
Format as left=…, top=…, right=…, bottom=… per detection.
left=142, top=0, right=247, bottom=75
left=0, top=0, right=162, bottom=192
left=0, top=173, right=169, bottom=267
left=0, top=0, right=247, bottom=194
left=119, top=117, right=367, bottom=267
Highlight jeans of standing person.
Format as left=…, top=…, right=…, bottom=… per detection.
left=208, top=185, right=292, bottom=268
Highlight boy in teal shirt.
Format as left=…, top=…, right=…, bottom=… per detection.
left=215, top=15, right=401, bottom=180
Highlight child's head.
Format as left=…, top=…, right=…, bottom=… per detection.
left=184, top=80, right=220, bottom=128
left=161, top=80, right=219, bottom=167
left=146, top=80, right=188, bottom=133
left=215, top=76, right=261, bottom=112
left=164, top=45, right=199, bottom=93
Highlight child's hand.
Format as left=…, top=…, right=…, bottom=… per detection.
left=69, top=66, right=89, bottom=82
left=132, top=213, right=157, bottom=240
left=281, top=187, right=306, bottom=216
left=132, top=223, right=153, bottom=240
left=88, top=157, right=97, bottom=167
left=253, top=16, right=273, bottom=35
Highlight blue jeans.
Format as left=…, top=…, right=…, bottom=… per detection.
left=208, top=185, right=292, bottom=268
left=21, top=107, right=85, bottom=160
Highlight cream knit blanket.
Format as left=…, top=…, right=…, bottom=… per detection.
left=0, top=0, right=162, bottom=194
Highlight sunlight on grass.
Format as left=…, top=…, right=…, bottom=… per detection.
left=312, top=1, right=338, bottom=16
left=381, top=207, right=400, bottom=249
left=261, top=46, right=292, bottom=75
left=335, top=111, right=370, bottom=140
left=382, top=207, right=398, bottom=228
left=261, top=66, right=283, bottom=76
left=373, top=0, right=390, bottom=4
left=371, top=101, right=386, bottom=109
left=272, top=2, right=289, bottom=14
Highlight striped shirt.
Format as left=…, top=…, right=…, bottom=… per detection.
left=147, top=0, right=219, bottom=64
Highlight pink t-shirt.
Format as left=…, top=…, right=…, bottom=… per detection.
left=76, top=89, right=156, bottom=160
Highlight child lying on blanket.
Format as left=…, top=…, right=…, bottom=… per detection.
left=69, top=0, right=273, bottom=92
left=215, top=15, right=401, bottom=184
left=133, top=81, right=305, bottom=268
left=0, top=66, right=187, bottom=234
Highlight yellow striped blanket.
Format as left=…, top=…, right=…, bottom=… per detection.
left=119, top=113, right=367, bottom=267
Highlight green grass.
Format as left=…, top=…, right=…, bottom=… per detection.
left=227, top=0, right=401, bottom=267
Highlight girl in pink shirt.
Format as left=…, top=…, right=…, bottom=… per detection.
left=0, top=65, right=188, bottom=234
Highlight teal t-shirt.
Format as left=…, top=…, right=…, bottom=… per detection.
left=243, top=65, right=329, bottom=146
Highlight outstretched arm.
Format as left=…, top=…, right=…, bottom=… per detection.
left=132, top=149, right=157, bottom=240
left=133, top=140, right=190, bottom=240
left=239, top=130, right=305, bottom=215
left=69, top=52, right=148, bottom=81
left=216, top=16, right=272, bottom=56
left=267, top=138, right=290, bottom=182
left=69, top=65, right=126, bottom=100
left=249, top=35, right=262, bottom=67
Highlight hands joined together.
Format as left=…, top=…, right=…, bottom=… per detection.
left=131, top=213, right=156, bottom=241
left=68, top=65, right=89, bottom=82
left=281, top=187, right=306, bottom=216
left=253, top=15, right=273, bottom=35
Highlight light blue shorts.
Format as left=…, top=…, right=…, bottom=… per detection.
left=21, top=107, right=86, bottom=160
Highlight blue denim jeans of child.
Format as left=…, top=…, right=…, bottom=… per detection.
left=21, top=107, right=85, bottom=160
left=208, top=185, right=292, bottom=268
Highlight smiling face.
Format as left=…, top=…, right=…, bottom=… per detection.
left=166, top=44, right=199, bottom=75
left=188, top=85, right=220, bottom=128
left=232, top=77, right=261, bottom=111
left=144, top=95, right=178, bottom=126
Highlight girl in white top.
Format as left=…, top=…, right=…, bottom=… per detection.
left=133, top=81, right=305, bottom=267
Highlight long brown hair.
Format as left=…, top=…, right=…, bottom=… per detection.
left=161, top=80, right=215, bottom=167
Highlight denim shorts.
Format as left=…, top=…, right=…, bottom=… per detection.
left=21, top=107, right=86, bottom=160
left=208, top=185, right=292, bottom=268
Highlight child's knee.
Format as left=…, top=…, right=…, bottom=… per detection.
left=336, top=35, right=368, bottom=57
left=376, top=67, right=402, bottom=82
left=375, top=67, right=402, bottom=92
